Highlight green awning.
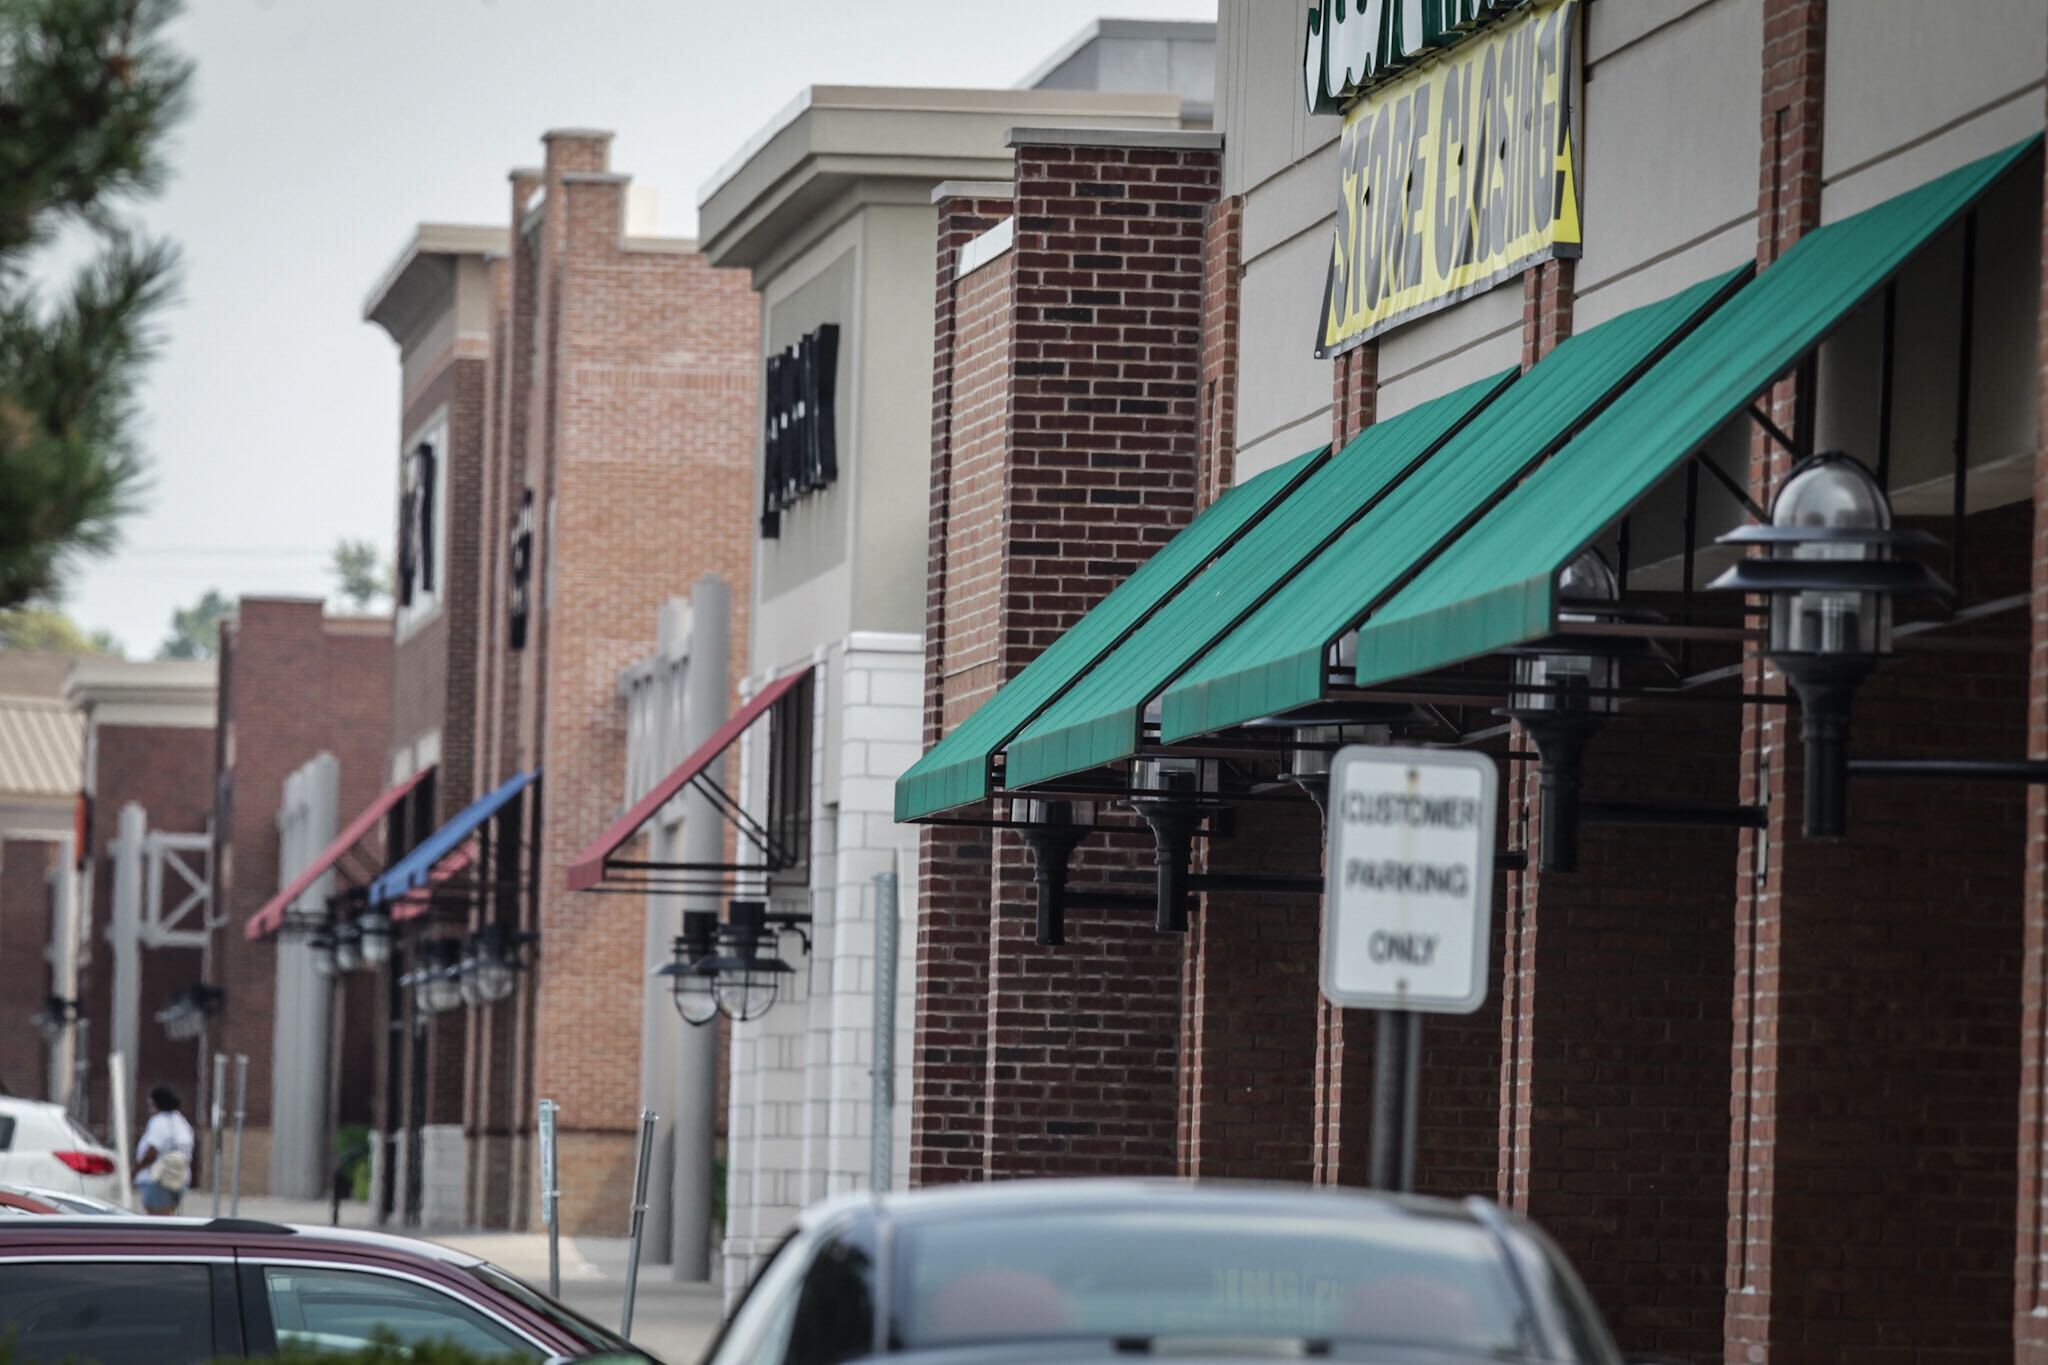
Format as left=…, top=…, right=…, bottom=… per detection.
left=1338, top=135, right=2036, bottom=692
left=893, top=447, right=1324, bottom=821
left=1004, top=369, right=1514, bottom=789
left=1158, top=264, right=1747, bottom=743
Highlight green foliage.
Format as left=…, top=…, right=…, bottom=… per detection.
left=331, top=537, right=389, bottom=611
left=0, top=0, right=190, bottom=608
left=0, top=602, right=117, bottom=651
left=156, top=583, right=224, bottom=658
left=335, top=1121, right=372, bottom=1202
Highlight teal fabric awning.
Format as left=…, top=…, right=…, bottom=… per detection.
left=1004, top=369, right=1513, bottom=789
left=1342, top=136, right=2036, bottom=692
left=893, top=447, right=1323, bottom=821
left=1157, top=264, right=1746, bottom=743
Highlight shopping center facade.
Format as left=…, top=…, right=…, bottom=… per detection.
left=898, top=2, right=2048, bottom=1360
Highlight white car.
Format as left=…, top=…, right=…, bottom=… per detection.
left=0, top=1097, right=122, bottom=1204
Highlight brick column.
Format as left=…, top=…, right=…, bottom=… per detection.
left=2022, top=49, right=2048, bottom=1363
left=910, top=187, right=1015, bottom=1187
left=976, top=132, right=1218, bottom=1177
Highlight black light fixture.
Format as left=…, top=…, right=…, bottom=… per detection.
left=1016, top=798, right=1091, bottom=947
left=333, top=921, right=365, bottom=975
left=155, top=984, right=225, bottom=1043
left=1709, top=451, right=1948, bottom=837
left=404, top=939, right=466, bottom=1017
left=307, top=931, right=340, bottom=981
left=1503, top=548, right=1630, bottom=874
left=32, top=996, right=78, bottom=1044
left=701, top=901, right=797, bottom=1023
left=459, top=926, right=535, bottom=1008
left=656, top=909, right=722, bottom=1027
left=357, top=906, right=394, bottom=968
left=1128, top=756, right=1220, bottom=934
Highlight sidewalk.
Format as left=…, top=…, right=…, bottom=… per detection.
left=231, top=1195, right=725, bottom=1364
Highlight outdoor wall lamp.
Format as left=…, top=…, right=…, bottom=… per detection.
left=458, top=926, right=535, bottom=1008
left=307, top=930, right=340, bottom=981
left=32, top=995, right=79, bottom=1044
left=1017, top=798, right=1091, bottom=946
left=356, top=906, right=393, bottom=968
left=1504, top=548, right=1634, bottom=874
left=1250, top=705, right=1410, bottom=815
left=404, top=939, right=467, bottom=1017
left=1129, top=756, right=1221, bottom=934
left=656, top=909, right=722, bottom=1027
left=693, top=900, right=798, bottom=1023
left=1709, top=452, right=1948, bottom=837
left=155, top=984, right=225, bottom=1043
left=333, top=921, right=365, bottom=975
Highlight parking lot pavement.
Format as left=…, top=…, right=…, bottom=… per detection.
left=232, top=1196, right=726, bottom=1364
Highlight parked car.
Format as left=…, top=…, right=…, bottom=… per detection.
left=0, top=1216, right=649, bottom=1363
left=0, top=1096, right=121, bottom=1203
left=0, top=1182, right=133, bottom=1215
left=705, top=1180, right=1627, bottom=1365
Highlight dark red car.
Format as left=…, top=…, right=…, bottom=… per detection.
left=0, top=1215, right=646, bottom=1363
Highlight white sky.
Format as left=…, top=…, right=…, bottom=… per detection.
left=65, top=0, right=1216, bottom=656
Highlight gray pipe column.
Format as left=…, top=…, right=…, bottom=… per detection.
left=672, top=574, right=729, bottom=1282
left=269, top=754, right=339, bottom=1197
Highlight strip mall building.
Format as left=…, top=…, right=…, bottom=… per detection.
left=898, top=2, right=2048, bottom=1361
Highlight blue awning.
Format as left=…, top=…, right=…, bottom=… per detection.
left=369, top=768, right=539, bottom=907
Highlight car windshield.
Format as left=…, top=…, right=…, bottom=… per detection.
left=890, top=1206, right=1534, bottom=1356
left=467, top=1263, right=647, bottom=1358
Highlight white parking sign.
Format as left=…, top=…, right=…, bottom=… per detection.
left=1322, top=746, right=1497, bottom=1014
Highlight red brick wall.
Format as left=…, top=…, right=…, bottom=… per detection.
left=518, top=134, right=758, bottom=1234
left=214, top=600, right=392, bottom=1139
left=2023, top=43, right=2048, bottom=1363
left=0, top=838, right=56, bottom=1098
left=1197, top=196, right=1243, bottom=507
left=912, top=191, right=1020, bottom=1187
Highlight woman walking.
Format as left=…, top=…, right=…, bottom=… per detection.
left=134, top=1085, right=195, bottom=1216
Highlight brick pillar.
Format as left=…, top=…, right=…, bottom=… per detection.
left=1197, top=195, right=1244, bottom=505
left=910, top=188, right=1015, bottom=1187
left=975, top=133, right=1218, bottom=1177
left=2022, top=49, right=2048, bottom=1362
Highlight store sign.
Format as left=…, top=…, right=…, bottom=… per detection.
left=1314, top=0, right=1581, bottom=357
left=507, top=488, right=534, bottom=652
left=759, top=324, right=840, bottom=540
left=1321, top=746, right=1497, bottom=1014
left=1304, top=0, right=1531, bottom=113
left=396, top=440, right=437, bottom=606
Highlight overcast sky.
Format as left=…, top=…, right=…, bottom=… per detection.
left=64, top=0, right=1215, bottom=656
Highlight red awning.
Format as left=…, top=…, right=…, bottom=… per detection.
left=391, top=846, right=474, bottom=924
left=565, top=669, right=808, bottom=892
left=245, top=767, right=431, bottom=941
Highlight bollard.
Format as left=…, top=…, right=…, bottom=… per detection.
left=229, top=1055, right=249, bottom=1215
left=621, top=1109, right=657, bottom=1337
left=208, top=1052, right=227, bottom=1217
left=538, top=1099, right=560, bottom=1297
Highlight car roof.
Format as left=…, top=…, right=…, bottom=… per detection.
left=0, top=1216, right=486, bottom=1265
left=803, top=1178, right=1492, bottom=1233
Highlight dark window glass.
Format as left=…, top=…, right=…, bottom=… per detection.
left=260, top=1265, right=536, bottom=1360
left=0, top=1261, right=212, bottom=1365
left=891, top=1208, right=1531, bottom=1356
left=0, top=1114, right=16, bottom=1149
left=467, top=1264, right=641, bottom=1358
left=786, top=1221, right=877, bottom=1365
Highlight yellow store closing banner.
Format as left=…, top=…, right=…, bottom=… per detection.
left=1315, top=0, right=1582, bottom=357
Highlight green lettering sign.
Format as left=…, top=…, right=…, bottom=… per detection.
left=1304, top=0, right=1531, bottom=114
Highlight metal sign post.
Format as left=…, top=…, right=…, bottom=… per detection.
left=1322, top=746, right=1497, bottom=1193
left=229, top=1055, right=249, bottom=1215
left=208, top=1052, right=228, bottom=1216
left=621, top=1109, right=657, bottom=1337
left=538, top=1098, right=560, bottom=1296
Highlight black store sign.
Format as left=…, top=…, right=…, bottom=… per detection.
left=397, top=440, right=436, bottom=607
left=507, top=487, right=534, bottom=651
left=760, top=324, right=840, bottom=539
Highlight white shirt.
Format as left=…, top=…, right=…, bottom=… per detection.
left=136, top=1110, right=194, bottom=1182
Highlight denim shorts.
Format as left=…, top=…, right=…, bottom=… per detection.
left=136, top=1179, right=183, bottom=1213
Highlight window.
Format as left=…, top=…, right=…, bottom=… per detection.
left=705, top=1232, right=811, bottom=1365
left=0, top=1115, right=15, bottom=1149
left=259, top=1265, right=536, bottom=1360
left=0, top=1261, right=213, bottom=1365
left=786, top=1222, right=877, bottom=1365
left=765, top=668, right=814, bottom=881
left=396, top=413, right=449, bottom=637
left=467, top=1264, right=641, bottom=1358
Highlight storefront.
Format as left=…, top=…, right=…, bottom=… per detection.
left=901, top=2, right=2048, bottom=1359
